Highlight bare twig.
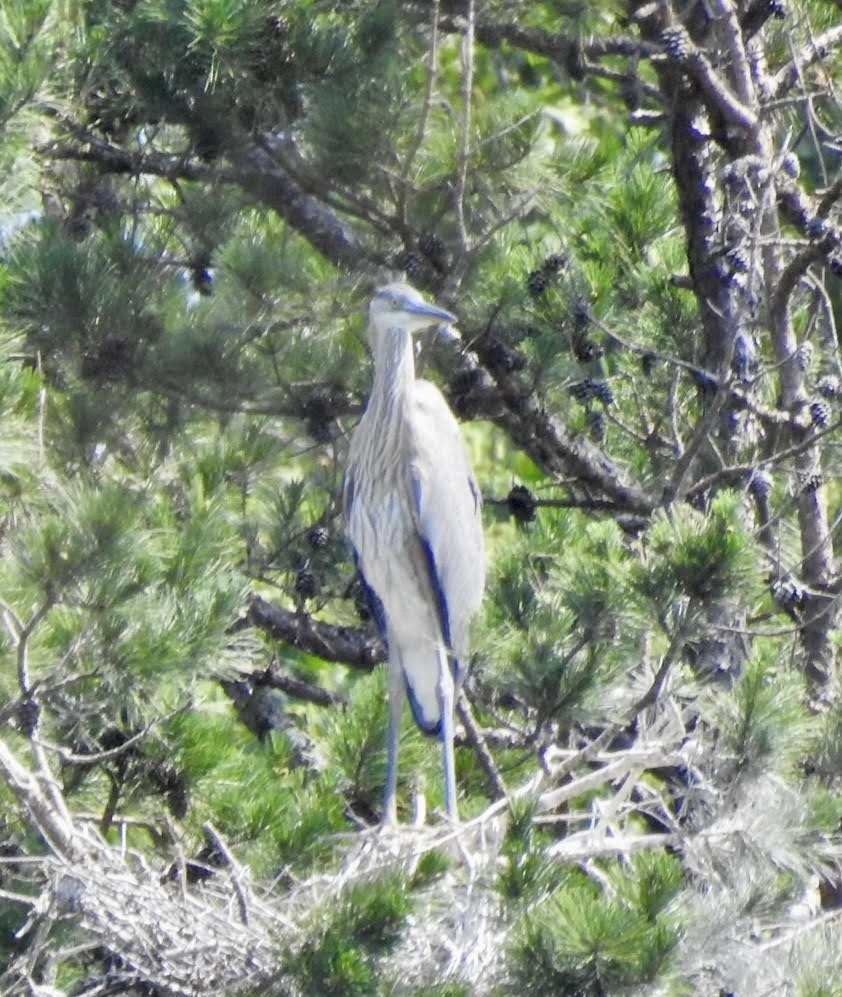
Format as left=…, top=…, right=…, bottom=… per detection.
left=456, top=695, right=506, bottom=800
left=398, top=0, right=440, bottom=226
left=454, top=0, right=475, bottom=251
left=36, top=707, right=186, bottom=766
left=0, top=737, right=79, bottom=858
left=14, top=603, right=51, bottom=696
left=203, top=822, right=251, bottom=927
left=772, top=24, right=842, bottom=99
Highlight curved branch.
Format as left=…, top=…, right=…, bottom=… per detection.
left=658, top=24, right=758, bottom=135
left=46, top=130, right=365, bottom=271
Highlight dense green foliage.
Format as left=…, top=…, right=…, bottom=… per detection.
left=0, top=0, right=841, bottom=993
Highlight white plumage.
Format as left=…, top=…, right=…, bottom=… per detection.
left=343, top=282, right=485, bottom=821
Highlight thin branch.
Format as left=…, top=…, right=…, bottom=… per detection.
left=441, top=17, right=660, bottom=65
left=591, top=313, right=718, bottom=382
left=456, top=695, right=506, bottom=800
left=0, top=888, right=36, bottom=907
left=35, top=351, right=46, bottom=467
left=661, top=28, right=758, bottom=135
left=456, top=329, right=657, bottom=515
left=709, top=0, right=754, bottom=107
left=817, top=174, right=842, bottom=218
left=690, top=417, right=842, bottom=502
left=36, top=708, right=186, bottom=766
left=45, top=128, right=365, bottom=271
left=772, top=238, right=838, bottom=322
left=15, top=603, right=51, bottom=696
left=772, top=24, right=842, bottom=100
left=397, top=0, right=441, bottom=227
left=538, top=746, right=686, bottom=812
left=630, top=616, right=691, bottom=714
left=662, top=380, right=731, bottom=503
left=547, top=828, right=676, bottom=861
left=0, top=737, right=79, bottom=858
left=454, top=0, right=475, bottom=251
left=203, top=822, right=251, bottom=927
left=251, top=662, right=348, bottom=708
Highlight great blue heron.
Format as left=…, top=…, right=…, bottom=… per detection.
left=343, top=282, right=485, bottom=822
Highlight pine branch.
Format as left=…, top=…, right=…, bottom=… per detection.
left=45, top=129, right=365, bottom=271
left=772, top=24, right=842, bottom=99
left=453, top=0, right=474, bottom=252
left=445, top=333, right=657, bottom=515
left=457, top=695, right=507, bottom=801
left=658, top=22, right=758, bottom=136
left=440, top=16, right=660, bottom=67
left=0, top=736, right=80, bottom=859
left=252, top=661, right=349, bottom=708
left=247, top=595, right=383, bottom=671
left=228, top=139, right=363, bottom=269
left=397, top=0, right=441, bottom=227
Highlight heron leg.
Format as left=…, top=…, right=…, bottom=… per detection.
left=383, top=658, right=405, bottom=825
left=437, top=652, right=458, bottom=821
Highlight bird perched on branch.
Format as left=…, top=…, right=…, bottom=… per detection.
left=343, top=282, right=485, bottom=823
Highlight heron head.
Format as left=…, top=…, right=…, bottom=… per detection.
left=368, top=282, right=455, bottom=341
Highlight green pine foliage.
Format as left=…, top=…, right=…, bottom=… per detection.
left=513, top=858, right=682, bottom=994
left=286, top=872, right=412, bottom=995
left=497, top=797, right=562, bottom=904
left=638, top=492, right=759, bottom=607
left=0, top=1, right=841, bottom=993
left=713, top=651, right=809, bottom=779
left=483, top=510, right=637, bottom=729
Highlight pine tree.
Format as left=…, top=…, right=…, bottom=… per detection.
left=0, top=1, right=841, bottom=993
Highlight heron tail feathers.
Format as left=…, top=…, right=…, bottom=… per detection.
left=399, top=644, right=462, bottom=737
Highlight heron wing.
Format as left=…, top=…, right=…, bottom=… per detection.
left=407, top=380, right=485, bottom=672
left=342, top=470, right=388, bottom=641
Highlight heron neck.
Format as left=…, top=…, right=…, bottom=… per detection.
left=370, top=326, right=416, bottom=414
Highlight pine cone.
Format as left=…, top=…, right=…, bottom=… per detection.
left=573, top=335, right=603, bottom=363
left=507, top=484, right=537, bottom=523
left=527, top=268, right=550, bottom=297
left=570, top=379, right=596, bottom=402
left=810, top=399, right=831, bottom=428
left=294, top=568, right=320, bottom=600
left=726, top=246, right=750, bottom=274
left=394, top=250, right=427, bottom=281
left=542, top=253, right=567, bottom=274
left=418, top=232, right=448, bottom=272
left=587, top=408, right=605, bottom=441
left=661, top=25, right=691, bottom=60
left=817, top=375, right=841, bottom=399
left=798, top=471, right=823, bottom=493
left=16, top=698, right=39, bottom=737
left=805, top=217, right=827, bottom=239
left=488, top=342, right=527, bottom=372
left=307, top=526, right=329, bottom=549
left=641, top=352, right=658, bottom=376
left=795, top=342, right=814, bottom=371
